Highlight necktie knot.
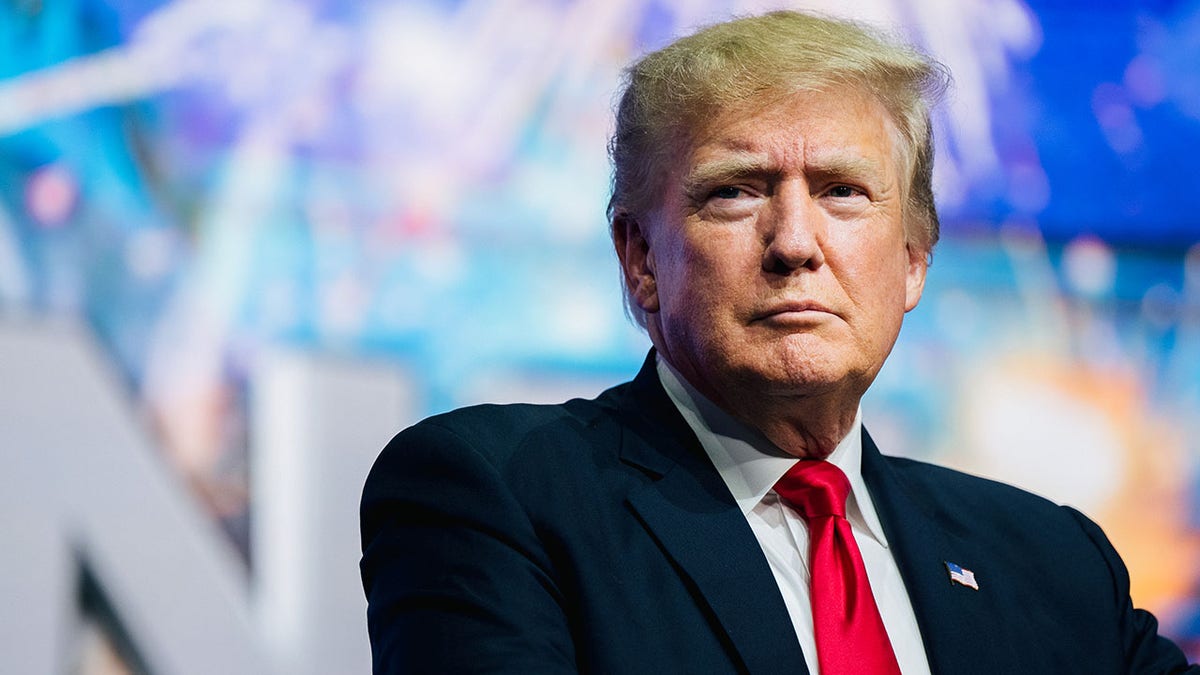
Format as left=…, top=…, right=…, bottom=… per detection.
left=773, top=460, right=849, bottom=520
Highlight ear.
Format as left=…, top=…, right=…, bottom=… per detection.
left=904, top=245, right=928, bottom=312
left=612, top=213, right=659, bottom=314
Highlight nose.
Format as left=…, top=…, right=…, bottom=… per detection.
left=761, top=185, right=825, bottom=274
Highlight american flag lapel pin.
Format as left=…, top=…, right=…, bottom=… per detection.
left=944, top=561, right=979, bottom=590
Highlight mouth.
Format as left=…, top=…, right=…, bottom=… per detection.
left=751, top=300, right=837, bottom=324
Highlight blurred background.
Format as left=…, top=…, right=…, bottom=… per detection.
left=2, top=0, right=1199, bottom=672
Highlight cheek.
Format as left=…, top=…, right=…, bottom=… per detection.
left=672, top=236, right=749, bottom=293
left=832, top=235, right=911, bottom=304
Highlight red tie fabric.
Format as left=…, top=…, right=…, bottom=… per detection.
left=774, top=460, right=901, bottom=675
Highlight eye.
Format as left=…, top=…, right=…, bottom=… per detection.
left=826, top=185, right=860, bottom=198
left=710, top=186, right=744, bottom=200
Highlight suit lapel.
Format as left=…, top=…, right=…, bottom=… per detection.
left=860, top=432, right=1021, bottom=674
left=615, top=354, right=809, bottom=675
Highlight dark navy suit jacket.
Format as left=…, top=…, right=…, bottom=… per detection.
left=360, top=354, right=1196, bottom=673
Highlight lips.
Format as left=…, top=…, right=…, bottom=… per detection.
left=752, top=300, right=837, bottom=322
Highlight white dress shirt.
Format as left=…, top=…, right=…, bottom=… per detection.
left=657, top=358, right=932, bottom=675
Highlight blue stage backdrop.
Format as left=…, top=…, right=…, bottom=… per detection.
left=2, top=0, right=1198, bottom=662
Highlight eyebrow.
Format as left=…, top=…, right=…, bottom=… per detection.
left=682, top=155, right=775, bottom=195
left=806, top=155, right=884, bottom=181
left=682, top=151, right=888, bottom=196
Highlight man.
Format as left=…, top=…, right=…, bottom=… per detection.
left=360, top=11, right=1197, bottom=674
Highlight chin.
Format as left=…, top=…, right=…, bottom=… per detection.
left=748, top=341, right=866, bottom=396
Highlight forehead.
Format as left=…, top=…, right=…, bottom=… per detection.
left=680, top=88, right=903, bottom=176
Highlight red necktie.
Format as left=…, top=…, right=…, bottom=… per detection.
left=774, top=460, right=901, bottom=675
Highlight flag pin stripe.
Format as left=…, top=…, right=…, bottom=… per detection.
left=944, top=561, right=979, bottom=590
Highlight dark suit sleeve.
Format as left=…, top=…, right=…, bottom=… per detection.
left=1064, top=506, right=1199, bottom=674
left=360, top=421, right=577, bottom=674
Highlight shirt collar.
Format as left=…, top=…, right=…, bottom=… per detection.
left=656, top=355, right=890, bottom=548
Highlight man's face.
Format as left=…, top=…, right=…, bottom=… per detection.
left=619, top=87, right=927, bottom=411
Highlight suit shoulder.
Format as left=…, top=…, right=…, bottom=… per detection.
left=368, top=385, right=629, bottom=479
left=884, top=454, right=1067, bottom=519
left=360, top=385, right=642, bottom=549
left=416, top=394, right=614, bottom=447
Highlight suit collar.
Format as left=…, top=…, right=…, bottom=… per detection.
left=614, top=350, right=810, bottom=675
left=610, top=350, right=693, bottom=477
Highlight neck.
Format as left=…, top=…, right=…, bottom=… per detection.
left=720, top=392, right=860, bottom=460
left=659, top=355, right=863, bottom=460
